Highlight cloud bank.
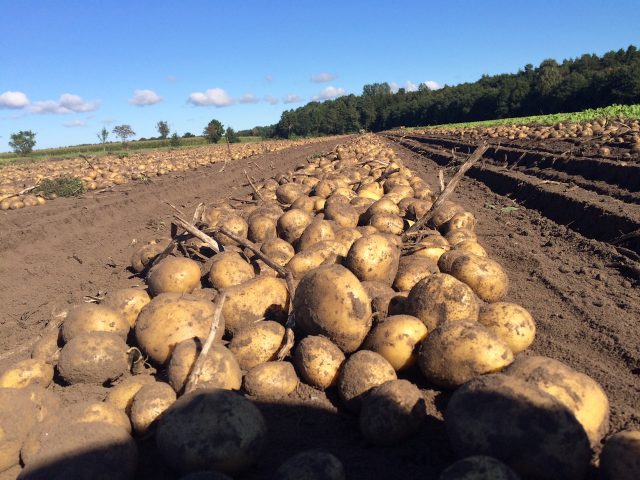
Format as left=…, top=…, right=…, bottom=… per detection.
left=188, top=88, right=234, bottom=107
left=129, top=89, right=162, bottom=106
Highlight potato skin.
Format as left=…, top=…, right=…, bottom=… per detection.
left=345, top=234, right=400, bottom=285
left=243, top=362, right=299, bottom=399
left=359, top=379, right=426, bottom=445
left=445, top=374, right=590, bottom=480
left=156, top=389, right=266, bottom=475
left=30, top=328, right=62, bottom=365
left=294, top=336, right=345, bottom=390
left=102, top=288, right=151, bottom=328
left=438, top=456, right=520, bottom=480
left=130, top=240, right=166, bottom=273
left=0, top=359, right=53, bottom=389
left=275, top=450, right=346, bottom=480
left=363, top=315, right=428, bottom=371
left=407, top=274, right=479, bottom=330
left=277, top=209, right=313, bottom=244
left=393, top=255, right=439, bottom=292
left=449, top=254, right=509, bottom=303
left=297, top=220, right=335, bottom=251
left=147, top=256, right=202, bottom=296
left=105, top=374, right=156, bottom=413
left=294, top=265, right=372, bottom=353
left=62, top=303, right=130, bottom=342
left=208, top=252, right=255, bottom=289
left=130, top=382, right=176, bottom=434
left=261, top=238, right=295, bottom=267
left=600, top=430, right=640, bottom=480
left=338, top=350, right=397, bottom=412
left=478, top=303, right=536, bottom=354
left=228, top=321, right=286, bottom=371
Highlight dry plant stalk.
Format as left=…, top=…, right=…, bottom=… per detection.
left=244, top=169, right=264, bottom=200
left=172, top=215, right=221, bottom=253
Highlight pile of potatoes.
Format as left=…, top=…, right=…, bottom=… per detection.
left=0, top=136, right=336, bottom=211
left=1, top=134, right=637, bottom=480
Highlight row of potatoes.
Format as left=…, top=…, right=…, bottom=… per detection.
left=0, top=134, right=637, bottom=480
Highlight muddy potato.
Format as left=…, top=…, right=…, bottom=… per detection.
left=156, top=389, right=266, bottom=475
left=228, top=321, right=286, bottom=371
left=247, top=215, right=277, bottom=243
left=147, top=256, right=202, bottom=296
left=454, top=240, right=488, bottom=258
left=445, top=228, right=477, bottom=246
left=130, top=240, right=166, bottom=273
left=64, top=401, right=132, bottom=433
left=407, top=274, right=479, bottom=330
left=350, top=196, right=374, bottom=215
left=243, top=361, right=299, bottom=399
left=276, top=183, right=305, bottom=204
left=135, top=293, right=222, bottom=364
left=412, top=234, right=450, bottom=263
left=261, top=238, right=296, bottom=266
left=290, top=195, right=316, bottom=213
left=297, top=220, right=335, bottom=251
left=445, top=374, right=591, bottom=480
left=364, top=315, right=428, bottom=371
left=431, top=201, right=465, bottom=229
left=294, top=265, right=372, bottom=353
left=277, top=209, right=313, bottom=244
left=222, top=276, right=289, bottom=335
left=478, top=303, right=535, bottom=354
left=294, top=336, right=345, bottom=390
left=275, top=450, right=346, bottom=480
left=30, top=328, right=62, bottom=364
left=345, top=234, right=400, bottom=285
left=101, top=288, right=150, bottom=328
left=168, top=340, right=242, bottom=393
left=333, top=227, right=362, bottom=253
left=208, top=252, right=255, bottom=289
left=62, top=303, right=130, bottom=342
left=130, top=382, right=176, bottom=434
left=449, top=254, right=509, bottom=302
left=438, top=456, right=521, bottom=480
left=359, top=379, right=426, bottom=445
left=406, top=199, right=433, bottom=221
left=442, top=211, right=477, bottom=234
left=314, top=180, right=337, bottom=199
left=57, top=332, right=129, bottom=385
left=0, top=359, right=53, bottom=389
left=506, top=356, right=609, bottom=446
left=357, top=181, right=384, bottom=201
left=215, top=215, right=249, bottom=247
left=393, top=255, right=439, bottom=291
left=368, top=213, right=404, bottom=235
left=106, top=375, right=157, bottom=413
left=419, top=321, right=513, bottom=388
left=600, top=430, right=640, bottom=480
left=338, top=350, right=397, bottom=412
left=372, top=290, right=408, bottom=318
left=323, top=198, right=359, bottom=228
left=361, top=198, right=400, bottom=224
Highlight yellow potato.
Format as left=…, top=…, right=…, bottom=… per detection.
left=105, top=375, right=157, bottom=413
left=102, top=288, right=151, bottom=327
left=293, top=335, right=345, bottom=390
left=297, top=220, right=335, bottom=251
left=243, top=362, right=299, bottom=399
left=208, top=252, right=255, bottom=289
left=130, top=382, right=176, bottom=434
left=478, top=302, right=536, bottom=354
left=147, top=256, right=202, bottom=296
left=277, top=209, right=313, bottom=244
left=228, top=321, right=286, bottom=370
left=345, top=234, right=400, bottom=285
left=62, top=303, right=130, bottom=342
left=449, top=254, right=509, bottom=302
left=363, top=315, right=428, bottom=371
left=338, top=350, right=397, bottom=412
left=0, top=359, right=53, bottom=389
left=275, top=450, right=345, bottom=480
left=393, top=255, right=439, bottom=291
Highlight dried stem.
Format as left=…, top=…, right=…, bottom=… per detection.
left=438, top=170, right=445, bottom=193
left=173, top=215, right=221, bottom=253
left=244, top=169, right=264, bottom=201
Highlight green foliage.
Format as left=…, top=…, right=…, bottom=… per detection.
left=182, top=132, right=195, bottom=138
left=156, top=121, right=170, bottom=139
left=35, top=176, right=85, bottom=197
left=169, top=132, right=181, bottom=147
left=9, top=130, right=36, bottom=155
left=203, top=119, right=224, bottom=143
left=96, top=127, right=109, bottom=145
left=113, top=125, right=136, bottom=143
left=225, top=127, right=240, bottom=143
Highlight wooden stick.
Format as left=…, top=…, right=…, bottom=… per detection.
left=402, top=143, right=488, bottom=241
left=244, top=169, right=264, bottom=200
left=192, top=202, right=205, bottom=224
left=217, top=226, right=286, bottom=276
left=438, top=170, right=445, bottom=193
left=184, top=292, right=227, bottom=393
left=173, top=215, right=221, bottom=253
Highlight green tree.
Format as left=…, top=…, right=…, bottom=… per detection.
left=203, top=119, right=224, bottom=143
left=169, top=132, right=181, bottom=147
left=96, top=127, right=109, bottom=150
left=225, top=127, right=240, bottom=143
left=156, top=121, right=170, bottom=139
left=9, top=130, right=36, bottom=155
left=113, top=125, right=135, bottom=145
left=182, top=132, right=195, bottom=138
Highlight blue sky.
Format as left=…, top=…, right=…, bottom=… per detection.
left=1, top=0, right=639, bottom=150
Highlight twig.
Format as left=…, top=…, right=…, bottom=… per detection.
left=173, top=215, right=221, bottom=253
left=184, top=292, right=227, bottom=393
left=192, top=202, right=205, bottom=224
left=79, top=154, right=98, bottom=171
left=230, top=197, right=258, bottom=204
left=244, top=169, right=264, bottom=200
left=18, top=185, right=36, bottom=195
left=252, top=161, right=264, bottom=172
left=402, top=143, right=488, bottom=241
left=438, top=170, right=445, bottom=193
left=219, top=160, right=229, bottom=173
left=276, top=328, right=295, bottom=361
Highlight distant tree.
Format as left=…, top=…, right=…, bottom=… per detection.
left=169, top=132, right=181, bottom=147
left=156, top=121, right=170, bottom=139
left=203, top=119, right=224, bottom=143
left=182, top=132, right=195, bottom=138
left=96, top=127, right=109, bottom=150
left=113, top=125, right=135, bottom=145
left=225, top=127, right=240, bottom=143
left=9, top=130, right=36, bottom=155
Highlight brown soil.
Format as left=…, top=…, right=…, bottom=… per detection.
left=1, top=135, right=639, bottom=479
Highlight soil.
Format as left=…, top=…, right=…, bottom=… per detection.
left=1, top=135, right=639, bottom=479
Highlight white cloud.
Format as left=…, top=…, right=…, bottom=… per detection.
left=0, top=91, right=29, bottom=109
left=389, top=82, right=400, bottom=94
left=311, top=72, right=336, bottom=83
left=239, top=93, right=259, bottom=104
left=129, top=89, right=162, bottom=106
left=405, top=81, right=419, bottom=92
left=63, top=119, right=86, bottom=128
left=283, top=93, right=301, bottom=104
left=423, top=80, right=443, bottom=90
left=188, top=88, right=234, bottom=107
left=264, top=95, right=279, bottom=105
left=311, top=86, right=346, bottom=101
left=30, top=94, right=99, bottom=114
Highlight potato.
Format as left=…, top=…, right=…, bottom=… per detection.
left=314, top=180, right=337, bottom=198
left=407, top=274, right=479, bottom=330
left=294, top=265, right=372, bottom=353
left=147, top=256, right=202, bottom=296
left=208, top=252, right=255, bottom=289
left=30, top=328, right=61, bottom=364
left=368, top=213, right=404, bottom=235
left=406, top=199, right=433, bottom=220
left=445, top=374, right=591, bottom=480
left=130, top=240, right=166, bottom=273
left=371, top=290, right=408, bottom=318
left=478, top=303, right=535, bottom=354
left=106, top=374, right=157, bottom=413
left=431, top=200, right=465, bottom=228
left=63, top=401, right=132, bottom=433
left=248, top=215, right=277, bottom=243
left=168, top=340, right=242, bottom=393
left=363, top=315, right=428, bottom=371
left=290, top=195, right=316, bottom=213
left=156, top=388, right=266, bottom=475
left=600, top=430, right=640, bottom=480
left=275, top=450, right=345, bottom=480
left=204, top=205, right=233, bottom=227
left=454, top=240, right=488, bottom=257
left=222, top=276, right=289, bottom=335
left=411, top=235, right=450, bottom=263
left=294, top=336, right=345, bottom=390
left=286, top=241, right=342, bottom=278
left=438, top=456, right=520, bottom=480
left=277, top=209, right=313, bottom=244
left=357, top=181, right=383, bottom=200
left=445, top=228, right=477, bottom=246
left=393, top=255, right=439, bottom=291
left=359, top=379, right=426, bottom=445
left=214, top=215, right=249, bottom=246
left=419, top=321, right=513, bottom=388
left=442, top=211, right=476, bottom=234
left=297, top=220, right=335, bottom=251
left=345, top=234, right=400, bottom=285
left=62, top=303, right=130, bottom=342
left=243, top=361, right=299, bottom=399
left=449, top=254, right=509, bottom=303
left=102, top=288, right=151, bottom=328
left=228, top=321, right=286, bottom=371
left=130, top=382, right=176, bottom=434
left=505, top=356, right=609, bottom=446
left=362, top=198, right=400, bottom=223
left=18, top=422, right=137, bottom=480
left=333, top=227, right=362, bottom=253
left=324, top=198, right=359, bottom=228
left=261, top=238, right=296, bottom=266
left=350, top=196, right=374, bottom=214
left=135, top=293, right=222, bottom=364
left=0, top=359, right=53, bottom=389
left=57, top=332, right=129, bottom=385
left=338, top=350, right=397, bottom=412
left=276, top=183, right=305, bottom=204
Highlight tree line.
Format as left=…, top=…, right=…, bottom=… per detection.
left=268, top=45, right=640, bottom=137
